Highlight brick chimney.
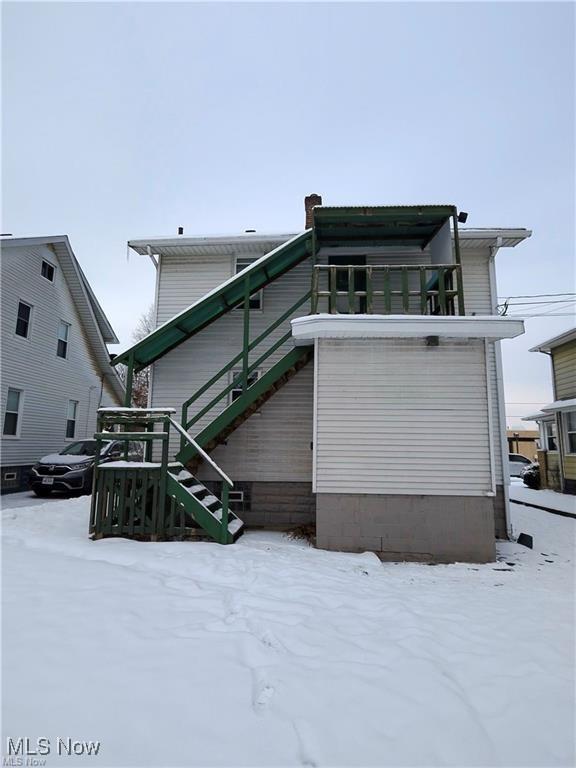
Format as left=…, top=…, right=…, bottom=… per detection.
left=304, top=193, right=322, bottom=229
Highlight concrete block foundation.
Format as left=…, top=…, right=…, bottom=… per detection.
left=316, top=492, right=499, bottom=563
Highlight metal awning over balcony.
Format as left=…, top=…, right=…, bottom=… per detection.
left=312, top=205, right=458, bottom=250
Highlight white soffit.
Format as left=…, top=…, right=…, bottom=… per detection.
left=291, top=314, right=525, bottom=343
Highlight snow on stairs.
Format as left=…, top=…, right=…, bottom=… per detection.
left=166, top=464, right=244, bottom=544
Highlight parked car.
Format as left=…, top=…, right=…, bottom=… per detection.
left=29, top=439, right=143, bottom=497
left=508, top=453, right=533, bottom=478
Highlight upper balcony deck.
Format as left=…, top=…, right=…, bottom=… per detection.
left=309, top=204, right=465, bottom=316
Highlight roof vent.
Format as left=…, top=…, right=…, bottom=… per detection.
left=245, top=229, right=256, bottom=233
left=177, top=227, right=184, bottom=235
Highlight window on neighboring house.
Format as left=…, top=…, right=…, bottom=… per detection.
left=544, top=420, right=557, bottom=451
left=235, top=257, right=263, bottom=310
left=230, top=369, right=260, bottom=403
left=15, top=301, right=32, bottom=338
left=565, top=411, right=576, bottom=454
left=66, top=400, right=78, bottom=439
left=57, top=321, right=70, bottom=358
left=41, top=260, right=55, bottom=282
left=3, top=388, right=22, bottom=436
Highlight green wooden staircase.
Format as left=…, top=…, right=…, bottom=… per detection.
left=166, top=464, right=244, bottom=544
left=176, top=345, right=313, bottom=469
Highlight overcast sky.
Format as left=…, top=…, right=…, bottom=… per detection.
left=2, top=1, right=574, bottom=428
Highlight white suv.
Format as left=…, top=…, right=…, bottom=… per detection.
left=508, top=453, right=533, bottom=478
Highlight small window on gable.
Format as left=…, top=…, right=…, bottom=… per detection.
left=16, top=301, right=32, bottom=338
left=235, top=258, right=263, bottom=310
left=66, top=400, right=78, bottom=439
left=41, top=260, right=55, bottom=282
left=57, top=321, right=70, bottom=358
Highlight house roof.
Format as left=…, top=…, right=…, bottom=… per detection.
left=1, top=235, right=125, bottom=401
left=529, top=327, right=576, bottom=353
left=128, top=227, right=531, bottom=259
left=116, top=217, right=531, bottom=371
left=115, top=231, right=312, bottom=370
left=313, top=205, right=456, bottom=249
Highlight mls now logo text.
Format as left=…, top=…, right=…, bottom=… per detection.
left=4, top=738, right=101, bottom=765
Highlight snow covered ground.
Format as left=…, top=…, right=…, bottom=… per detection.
left=509, top=482, right=576, bottom=516
left=2, top=496, right=575, bottom=767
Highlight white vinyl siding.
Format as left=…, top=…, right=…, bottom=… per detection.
left=155, top=252, right=233, bottom=326
left=1, top=243, right=118, bottom=465
left=461, top=249, right=503, bottom=483
left=151, top=258, right=314, bottom=479
left=150, top=240, right=506, bottom=488
left=314, top=338, right=492, bottom=496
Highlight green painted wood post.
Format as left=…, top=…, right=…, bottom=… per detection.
left=157, top=416, right=169, bottom=538
left=348, top=267, right=355, bottom=314
left=145, top=420, right=154, bottom=461
left=311, top=267, right=319, bottom=313
left=383, top=268, right=391, bottom=313
left=221, top=483, right=230, bottom=544
left=452, top=212, right=465, bottom=315
left=330, top=267, right=337, bottom=313
left=401, top=267, right=409, bottom=313
left=124, top=352, right=134, bottom=407
left=366, top=266, right=373, bottom=314
left=455, top=265, right=465, bottom=315
left=242, top=275, right=250, bottom=394
left=420, top=267, right=428, bottom=314
left=438, top=267, right=446, bottom=314
left=89, top=415, right=102, bottom=535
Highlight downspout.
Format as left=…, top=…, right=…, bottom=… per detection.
left=147, top=245, right=161, bottom=410
left=488, top=237, right=513, bottom=537
left=484, top=338, right=497, bottom=497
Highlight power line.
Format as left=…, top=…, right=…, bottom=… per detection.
left=497, top=293, right=576, bottom=299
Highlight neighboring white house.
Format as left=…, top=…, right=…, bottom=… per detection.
left=115, top=197, right=530, bottom=562
left=1, top=236, right=124, bottom=492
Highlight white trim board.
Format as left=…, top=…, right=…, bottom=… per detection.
left=291, top=314, right=525, bottom=343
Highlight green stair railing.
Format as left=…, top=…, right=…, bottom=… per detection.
left=180, top=289, right=311, bottom=451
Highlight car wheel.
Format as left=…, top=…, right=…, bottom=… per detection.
left=33, top=488, right=52, bottom=497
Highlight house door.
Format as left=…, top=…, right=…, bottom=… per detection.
left=327, top=254, right=367, bottom=313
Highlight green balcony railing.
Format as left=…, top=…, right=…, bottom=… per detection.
left=311, top=264, right=465, bottom=316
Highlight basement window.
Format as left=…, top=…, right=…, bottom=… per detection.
left=234, top=257, right=263, bottom=310
left=230, top=369, right=260, bottom=403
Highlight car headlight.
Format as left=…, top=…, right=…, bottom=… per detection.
left=73, top=461, right=93, bottom=470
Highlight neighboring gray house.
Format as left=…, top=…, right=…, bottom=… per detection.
left=113, top=198, right=530, bottom=562
left=1, top=236, right=124, bottom=492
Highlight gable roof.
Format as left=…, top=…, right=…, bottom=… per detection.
left=2, top=235, right=125, bottom=401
